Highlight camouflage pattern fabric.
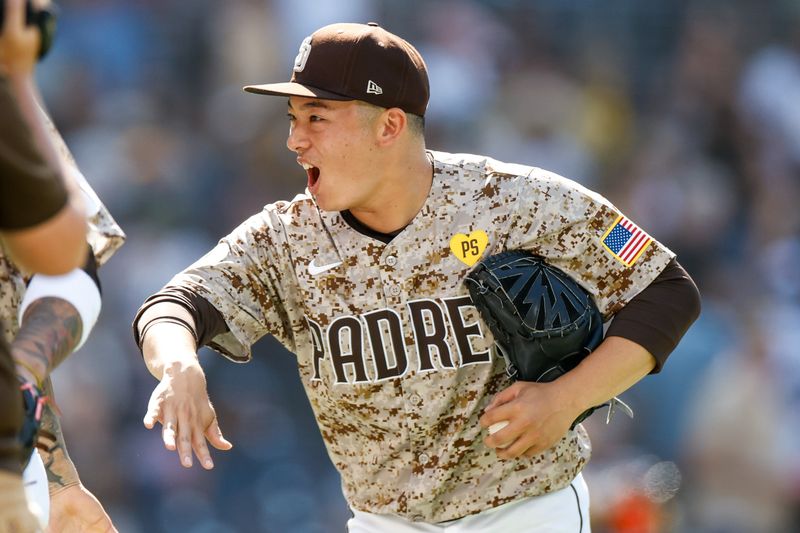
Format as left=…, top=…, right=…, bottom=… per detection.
left=166, top=150, right=674, bottom=522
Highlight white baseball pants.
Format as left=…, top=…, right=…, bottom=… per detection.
left=348, top=472, right=590, bottom=533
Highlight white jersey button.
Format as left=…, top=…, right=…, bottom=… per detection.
left=385, top=255, right=397, bottom=267
left=389, top=284, right=401, bottom=296
left=418, top=453, right=430, bottom=465
left=409, top=393, right=422, bottom=406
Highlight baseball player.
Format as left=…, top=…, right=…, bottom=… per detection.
left=1, top=1, right=90, bottom=529
left=134, top=23, right=701, bottom=532
left=8, top=116, right=125, bottom=532
left=4, top=118, right=124, bottom=531
left=1, top=3, right=126, bottom=526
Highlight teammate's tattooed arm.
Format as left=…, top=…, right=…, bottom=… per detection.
left=36, top=378, right=78, bottom=492
left=10, top=287, right=118, bottom=530
left=10, top=294, right=82, bottom=487
left=12, top=296, right=82, bottom=386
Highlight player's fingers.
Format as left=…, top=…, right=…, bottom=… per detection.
left=499, top=440, right=529, bottom=459
left=143, top=400, right=161, bottom=429
left=484, top=395, right=501, bottom=412
left=161, top=417, right=178, bottom=451
left=192, top=431, right=214, bottom=470
left=479, top=401, right=516, bottom=429
left=483, top=420, right=515, bottom=450
left=524, top=446, right=541, bottom=458
left=485, top=433, right=521, bottom=455
left=175, top=412, right=195, bottom=468
left=483, top=382, right=523, bottom=413
left=205, top=419, right=233, bottom=451
left=496, top=432, right=537, bottom=459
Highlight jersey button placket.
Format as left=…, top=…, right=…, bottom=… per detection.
left=380, top=250, right=402, bottom=301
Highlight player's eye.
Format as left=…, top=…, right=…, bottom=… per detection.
left=287, top=113, right=296, bottom=122
left=309, top=115, right=323, bottom=122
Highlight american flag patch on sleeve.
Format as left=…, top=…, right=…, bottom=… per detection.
left=601, top=215, right=652, bottom=266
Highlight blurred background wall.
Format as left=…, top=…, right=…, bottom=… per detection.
left=38, top=0, right=800, bottom=531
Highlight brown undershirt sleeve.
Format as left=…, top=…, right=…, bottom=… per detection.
left=605, top=258, right=701, bottom=373
left=133, top=287, right=228, bottom=351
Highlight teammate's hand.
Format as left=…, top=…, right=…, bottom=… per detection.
left=46, top=483, right=117, bottom=533
left=0, top=0, right=44, bottom=76
left=143, top=360, right=232, bottom=469
left=0, top=470, right=44, bottom=532
left=479, top=381, right=580, bottom=459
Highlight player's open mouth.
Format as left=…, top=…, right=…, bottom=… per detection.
left=302, top=163, right=320, bottom=191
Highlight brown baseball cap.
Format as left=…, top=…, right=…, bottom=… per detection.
left=244, top=22, right=429, bottom=117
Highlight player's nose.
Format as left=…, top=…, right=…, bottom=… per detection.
left=287, top=124, right=310, bottom=153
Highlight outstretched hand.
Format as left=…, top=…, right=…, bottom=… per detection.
left=143, top=360, right=232, bottom=469
left=46, top=483, right=116, bottom=533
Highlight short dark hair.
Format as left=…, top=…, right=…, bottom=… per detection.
left=357, top=101, right=425, bottom=138
left=407, top=113, right=425, bottom=137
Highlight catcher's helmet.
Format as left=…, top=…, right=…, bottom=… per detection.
left=466, top=250, right=603, bottom=382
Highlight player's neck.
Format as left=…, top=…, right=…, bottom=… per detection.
left=349, top=148, right=433, bottom=234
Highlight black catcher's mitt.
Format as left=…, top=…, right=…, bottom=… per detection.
left=465, top=250, right=632, bottom=427
left=18, top=379, right=45, bottom=469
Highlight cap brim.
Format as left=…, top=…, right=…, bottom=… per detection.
left=243, top=82, right=352, bottom=101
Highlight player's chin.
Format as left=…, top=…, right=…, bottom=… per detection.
left=312, top=190, right=347, bottom=212
left=312, top=194, right=336, bottom=212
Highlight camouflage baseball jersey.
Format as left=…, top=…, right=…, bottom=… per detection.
left=167, top=150, right=674, bottom=522
left=0, top=167, right=125, bottom=344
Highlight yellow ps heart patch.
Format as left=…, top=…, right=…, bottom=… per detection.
left=450, top=230, right=489, bottom=266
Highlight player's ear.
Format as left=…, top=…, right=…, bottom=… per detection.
left=376, top=108, right=407, bottom=146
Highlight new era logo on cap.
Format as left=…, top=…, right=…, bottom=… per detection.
left=366, top=80, right=383, bottom=95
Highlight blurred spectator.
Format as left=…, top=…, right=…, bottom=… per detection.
left=737, top=6, right=800, bottom=246
left=680, top=308, right=798, bottom=532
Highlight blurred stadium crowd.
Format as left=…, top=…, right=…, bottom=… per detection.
left=36, top=0, right=800, bottom=531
